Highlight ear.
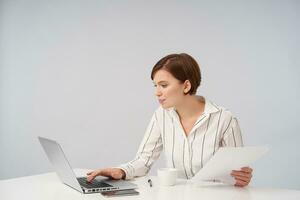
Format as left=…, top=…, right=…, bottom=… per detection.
left=183, top=80, right=191, bottom=94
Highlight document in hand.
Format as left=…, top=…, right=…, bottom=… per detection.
left=191, top=146, right=269, bottom=184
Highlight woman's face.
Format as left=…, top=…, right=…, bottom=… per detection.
left=153, top=69, right=187, bottom=108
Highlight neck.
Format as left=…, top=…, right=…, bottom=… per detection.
left=175, top=95, right=205, bottom=120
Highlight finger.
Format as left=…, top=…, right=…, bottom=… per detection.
left=231, top=171, right=252, bottom=179
left=86, top=171, right=93, bottom=175
left=235, top=182, right=247, bottom=187
left=241, top=167, right=253, bottom=173
left=87, top=175, right=95, bottom=182
left=234, top=179, right=249, bottom=187
left=232, top=169, right=252, bottom=174
left=232, top=168, right=252, bottom=174
left=231, top=172, right=252, bottom=180
left=233, top=175, right=251, bottom=183
left=87, top=171, right=101, bottom=182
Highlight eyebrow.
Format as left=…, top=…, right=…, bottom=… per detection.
left=153, top=81, right=168, bottom=84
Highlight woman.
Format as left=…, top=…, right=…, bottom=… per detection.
left=87, top=53, right=252, bottom=187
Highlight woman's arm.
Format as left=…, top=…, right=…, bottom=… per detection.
left=118, top=112, right=163, bottom=179
left=87, top=111, right=163, bottom=181
left=221, top=117, right=243, bottom=147
left=222, top=117, right=252, bottom=187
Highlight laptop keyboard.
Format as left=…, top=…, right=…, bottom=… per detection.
left=77, top=177, right=113, bottom=189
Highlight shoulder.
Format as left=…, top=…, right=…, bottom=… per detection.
left=208, top=101, right=241, bottom=133
left=208, top=100, right=237, bottom=123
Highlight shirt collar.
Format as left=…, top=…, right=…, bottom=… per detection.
left=167, top=96, right=220, bottom=119
left=203, top=98, right=220, bottom=115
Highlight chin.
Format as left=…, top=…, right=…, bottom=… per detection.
left=161, top=103, right=172, bottom=109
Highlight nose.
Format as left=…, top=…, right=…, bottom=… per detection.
left=155, top=87, right=162, bottom=97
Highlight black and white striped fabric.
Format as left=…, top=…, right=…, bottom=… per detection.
left=118, top=96, right=243, bottom=180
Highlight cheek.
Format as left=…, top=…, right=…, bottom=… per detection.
left=164, top=86, right=183, bottom=97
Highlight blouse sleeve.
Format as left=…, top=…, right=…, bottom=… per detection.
left=221, top=117, right=244, bottom=147
left=117, top=112, right=163, bottom=180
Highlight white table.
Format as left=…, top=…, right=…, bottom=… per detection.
left=1, top=169, right=300, bottom=200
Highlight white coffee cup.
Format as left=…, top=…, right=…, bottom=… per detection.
left=157, top=168, right=178, bottom=186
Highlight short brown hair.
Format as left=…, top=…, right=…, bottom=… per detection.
left=151, top=53, right=201, bottom=95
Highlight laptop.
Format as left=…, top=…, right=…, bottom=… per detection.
left=38, top=136, right=137, bottom=194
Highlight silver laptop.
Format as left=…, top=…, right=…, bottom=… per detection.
left=38, top=136, right=137, bottom=194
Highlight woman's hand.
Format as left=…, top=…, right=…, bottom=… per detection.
left=86, top=168, right=125, bottom=182
left=231, top=167, right=253, bottom=187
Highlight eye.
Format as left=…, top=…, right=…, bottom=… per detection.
left=161, top=84, right=168, bottom=88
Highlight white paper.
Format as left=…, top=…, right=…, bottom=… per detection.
left=191, top=146, right=269, bottom=184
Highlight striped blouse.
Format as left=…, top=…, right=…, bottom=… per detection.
left=119, top=97, right=243, bottom=180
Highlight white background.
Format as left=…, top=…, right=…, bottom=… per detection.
left=0, top=0, right=299, bottom=189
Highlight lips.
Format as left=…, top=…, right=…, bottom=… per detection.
left=159, top=99, right=165, bottom=104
